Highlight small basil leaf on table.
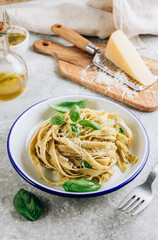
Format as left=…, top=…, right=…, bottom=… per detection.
left=79, top=120, right=102, bottom=130
left=63, top=178, right=101, bottom=192
left=82, top=161, right=92, bottom=169
left=70, top=104, right=81, bottom=122
left=70, top=123, right=81, bottom=136
left=50, top=115, right=66, bottom=125
left=48, top=99, right=88, bottom=113
left=116, top=127, right=125, bottom=135
left=13, top=189, right=43, bottom=221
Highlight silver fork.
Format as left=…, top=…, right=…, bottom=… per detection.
left=118, top=164, right=158, bottom=215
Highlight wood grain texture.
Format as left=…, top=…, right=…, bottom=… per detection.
left=34, top=39, right=158, bottom=111
left=58, top=60, right=158, bottom=111
left=34, top=39, right=92, bottom=68
left=51, top=24, right=90, bottom=52
left=0, top=0, right=31, bottom=5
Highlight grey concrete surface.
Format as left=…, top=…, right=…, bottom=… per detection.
left=0, top=1, right=158, bottom=240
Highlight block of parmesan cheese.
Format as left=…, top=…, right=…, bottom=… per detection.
left=105, top=30, right=155, bottom=86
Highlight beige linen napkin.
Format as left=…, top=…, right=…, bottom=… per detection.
left=6, top=0, right=158, bottom=48
left=6, top=2, right=115, bottom=39
left=89, top=0, right=158, bottom=47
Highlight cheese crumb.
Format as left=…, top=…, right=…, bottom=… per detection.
left=80, top=65, right=138, bottom=99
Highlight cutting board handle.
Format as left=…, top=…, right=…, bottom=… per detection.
left=51, top=24, right=92, bottom=53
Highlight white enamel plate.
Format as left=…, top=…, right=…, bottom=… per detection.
left=7, top=95, right=149, bottom=197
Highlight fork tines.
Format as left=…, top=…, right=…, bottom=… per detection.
left=118, top=193, right=149, bottom=216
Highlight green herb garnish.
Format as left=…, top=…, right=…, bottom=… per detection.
left=50, top=115, right=66, bottom=125
left=82, top=161, right=92, bottom=169
left=79, top=120, right=102, bottom=130
left=63, top=178, right=101, bottom=192
left=49, top=99, right=88, bottom=113
left=70, top=123, right=81, bottom=136
left=116, top=127, right=125, bottom=135
left=49, top=100, right=102, bottom=135
left=69, top=104, right=81, bottom=122
left=13, top=189, right=43, bottom=221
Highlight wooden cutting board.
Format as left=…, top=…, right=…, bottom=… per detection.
left=34, top=39, right=158, bottom=112
left=0, top=0, right=31, bottom=5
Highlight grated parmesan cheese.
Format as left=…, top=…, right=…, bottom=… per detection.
left=80, top=64, right=138, bottom=99
left=80, top=64, right=158, bottom=100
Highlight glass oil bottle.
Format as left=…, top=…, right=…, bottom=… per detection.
left=0, top=13, right=28, bottom=100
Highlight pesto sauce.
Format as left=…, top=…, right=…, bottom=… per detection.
left=8, top=33, right=26, bottom=46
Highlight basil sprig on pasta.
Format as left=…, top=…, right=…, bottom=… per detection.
left=79, top=120, right=102, bottom=130
left=49, top=99, right=88, bottom=113
left=70, top=104, right=81, bottom=122
left=70, top=123, right=81, bottom=135
left=50, top=100, right=102, bottom=135
left=50, top=115, right=66, bottom=125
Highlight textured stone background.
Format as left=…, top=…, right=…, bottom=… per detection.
left=0, top=1, right=158, bottom=239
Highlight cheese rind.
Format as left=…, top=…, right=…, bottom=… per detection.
left=105, top=30, right=155, bottom=86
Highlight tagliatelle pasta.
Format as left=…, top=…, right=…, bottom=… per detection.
left=29, top=108, right=138, bottom=186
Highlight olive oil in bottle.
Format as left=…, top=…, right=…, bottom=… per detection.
left=0, top=72, right=26, bottom=100
left=0, top=12, right=27, bottom=100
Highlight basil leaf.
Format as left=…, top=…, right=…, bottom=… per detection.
left=75, top=99, right=88, bottom=109
left=116, top=127, right=125, bottom=135
left=70, top=104, right=81, bottom=122
left=50, top=115, right=66, bottom=125
left=79, top=120, right=101, bottom=130
left=48, top=99, right=88, bottom=113
left=13, top=189, right=43, bottom=221
left=70, top=123, right=81, bottom=136
left=82, top=161, right=92, bottom=169
left=63, top=178, right=101, bottom=192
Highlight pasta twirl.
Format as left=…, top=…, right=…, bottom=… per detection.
left=29, top=108, right=138, bottom=186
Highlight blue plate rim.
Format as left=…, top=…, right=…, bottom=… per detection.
left=7, top=94, right=150, bottom=198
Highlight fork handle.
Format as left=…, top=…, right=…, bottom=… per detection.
left=145, top=163, right=158, bottom=185
left=51, top=24, right=99, bottom=55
